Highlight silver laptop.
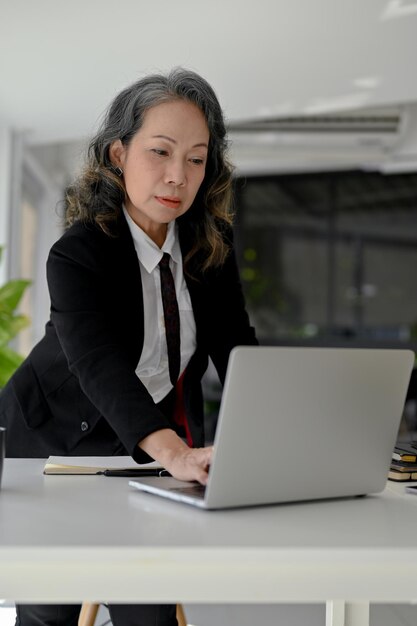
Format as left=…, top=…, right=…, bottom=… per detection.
left=129, top=346, right=414, bottom=509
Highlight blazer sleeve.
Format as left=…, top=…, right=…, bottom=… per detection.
left=46, top=223, right=170, bottom=460
left=190, top=233, right=258, bottom=385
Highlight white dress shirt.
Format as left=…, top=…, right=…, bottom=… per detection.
left=123, top=207, right=197, bottom=403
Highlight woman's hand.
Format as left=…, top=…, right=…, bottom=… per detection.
left=163, top=445, right=213, bottom=485
left=139, top=428, right=213, bottom=485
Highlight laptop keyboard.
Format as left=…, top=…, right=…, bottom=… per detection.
left=169, top=484, right=206, bottom=498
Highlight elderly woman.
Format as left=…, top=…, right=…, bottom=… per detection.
left=0, top=67, right=257, bottom=626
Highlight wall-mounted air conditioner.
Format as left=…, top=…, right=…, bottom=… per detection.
left=229, top=103, right=417, bottom=175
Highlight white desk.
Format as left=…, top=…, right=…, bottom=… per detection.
left=2, top=459, right=417, bottom=626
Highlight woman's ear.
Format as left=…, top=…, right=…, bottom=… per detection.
left=109, top=139, right=125, bottom=168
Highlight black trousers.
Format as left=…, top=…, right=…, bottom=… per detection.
left=15, top=603, right=178, bottom=626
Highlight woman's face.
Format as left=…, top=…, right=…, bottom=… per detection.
left=110, top=99, right=209, bottom=246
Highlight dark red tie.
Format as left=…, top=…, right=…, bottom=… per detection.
left=159, top=253, right=181, bottom=386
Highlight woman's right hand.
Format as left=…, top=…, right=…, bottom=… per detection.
left=139, top=428, right=213, bottom=485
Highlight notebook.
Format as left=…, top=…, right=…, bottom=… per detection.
left=129, top=346, right=415, bottom=510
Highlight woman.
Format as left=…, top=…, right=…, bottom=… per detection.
left=0, top=67, right=257, bottom=625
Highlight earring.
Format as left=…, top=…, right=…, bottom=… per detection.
left=113, top=166, right=123, bottom=177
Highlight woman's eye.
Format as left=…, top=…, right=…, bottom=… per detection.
left=190, top=158, right=205, bottom=165
left=151, top=148, right=169, bottom=156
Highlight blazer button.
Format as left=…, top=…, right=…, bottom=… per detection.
left=80, top=421, right=89, bottom=432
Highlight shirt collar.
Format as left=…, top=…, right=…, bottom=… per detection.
left=123, top=206, right=181, bottom=273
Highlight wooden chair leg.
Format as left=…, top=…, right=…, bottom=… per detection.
left=78, top=601, right=187, bottom=626
left=78, top=603, right=99, bottom=626
left=78, top=602, right=187, bottom=626
left=176, top=603, right=187, bottom=626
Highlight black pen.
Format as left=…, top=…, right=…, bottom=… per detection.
left=101, top=468, right=171, bottom=477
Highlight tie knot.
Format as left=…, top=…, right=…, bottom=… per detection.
left=159, top=252, right=171, bottom=269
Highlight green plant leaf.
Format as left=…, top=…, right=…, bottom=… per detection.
left=0, top=279, right=31, bottom=313
left=0, top=313, right=30, bottom=346
left=0, top=345, right=24, bottom=388
left=0, top=249, right=31, bottom=386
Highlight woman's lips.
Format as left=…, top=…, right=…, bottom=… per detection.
left=155, top=196, right=181, bottom=209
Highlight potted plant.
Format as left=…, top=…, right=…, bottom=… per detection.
left=0, top=246, right=31, bottom=388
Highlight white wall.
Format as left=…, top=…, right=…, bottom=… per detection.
left=0, top=126, right=64, bottom=352
left=0, top=122, right=12, bottom=284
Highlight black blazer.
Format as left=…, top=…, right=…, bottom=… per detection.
left=0, top=213, right=257, bottom=459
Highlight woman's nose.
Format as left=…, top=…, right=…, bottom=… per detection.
left=165, top=160, right=186, bottom=187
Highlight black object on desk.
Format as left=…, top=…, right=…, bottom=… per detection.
left=101, top=468, right=171, bottom=477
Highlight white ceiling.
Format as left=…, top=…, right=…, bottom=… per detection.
left=1, top=0, right=417, bottom=147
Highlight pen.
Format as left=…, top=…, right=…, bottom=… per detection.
left=101, top=469, right=171, bottom=477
